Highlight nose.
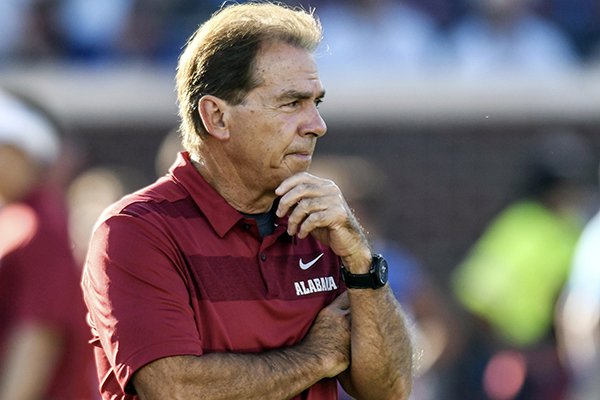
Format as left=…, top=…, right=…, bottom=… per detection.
left=301, top=105, right=327, bottom=138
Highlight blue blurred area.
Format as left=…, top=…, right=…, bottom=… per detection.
left=1, top=0, right=599, bottom=69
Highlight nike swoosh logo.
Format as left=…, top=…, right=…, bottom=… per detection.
left=299, top=253, right=324, bottom=270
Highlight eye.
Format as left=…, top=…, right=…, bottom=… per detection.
left=315, top=98, right=323, bottom=108
left=283, top=100, right=300, bottom=109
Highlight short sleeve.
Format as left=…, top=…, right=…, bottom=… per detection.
left=82, top=212, right=202, bottom=393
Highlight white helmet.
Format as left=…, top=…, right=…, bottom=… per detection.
left=0, top=89, right=60, bottom=164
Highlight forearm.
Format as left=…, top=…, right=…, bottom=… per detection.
left=274, top=173, right=414, bottom=398
left=344, top=286, right=414, bottom=400
left=134, top=341, right=343, bottom=400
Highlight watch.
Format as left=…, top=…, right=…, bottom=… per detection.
left=341, top=254, right=388, bottom=289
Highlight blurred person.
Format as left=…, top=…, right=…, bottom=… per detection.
left=115, top=0, right=222, bottom=65
left=0, top=0, right=63, bottom=63
left=310, top=155, right=458, bottom=400
left=115, top=0, right=171, bottom=63
left=57, top=0, right=134, bottom=61
left=20, top=0, right=65, bottom=61
left=451, top=130, right=598, bottom=399
left=154, top=128, right=183, bottom=178
left=0, top=89, right=96, bottom=399
left=82, top=3, right=413, bottom=400
left=67, top=165, right=146, bottom=265
left=409, top=0, right=466, bottom=29
left=158, top=0, right=227, bottom=64
left=316, top=0, right=444, bottom=79
left=445, top=0, right=579, bottom=77
left=541, top=0, right=600, bottom=62
left=0, top=0, right=28, bottom=63
left=556, top=163, right=600, bottom=400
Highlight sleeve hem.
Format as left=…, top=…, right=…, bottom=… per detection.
left=115, top=340, right=203, bottom=394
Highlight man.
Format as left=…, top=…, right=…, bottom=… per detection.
left=82, top=3, right=413, bottom=399
left=451, top=131, right=596, bottom=399
left=556, top=163, right=600, bottom=400
left=0, top=89, right=96, bottom=399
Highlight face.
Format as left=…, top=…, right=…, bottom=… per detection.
left=0, top=145, right=37, bottom=204
left=223, top=41, right=327, bottom=192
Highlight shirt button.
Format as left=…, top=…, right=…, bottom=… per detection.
left=243, top=224, right=251, bottom=230
left=260, top=252, right=267, bottom=261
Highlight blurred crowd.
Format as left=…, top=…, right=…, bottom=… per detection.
left=1, top=0, right=600, bottom=75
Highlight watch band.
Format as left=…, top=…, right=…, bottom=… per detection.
left=341, top=267, right=377, bottom=289
left=341, top=254, right=388, bottom=289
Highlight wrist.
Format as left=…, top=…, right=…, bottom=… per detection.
left=297, top=337, right=346, bottom=379
left=341, top=254, right=389, bottom=290
left=340, top=248, right=372, bottom=274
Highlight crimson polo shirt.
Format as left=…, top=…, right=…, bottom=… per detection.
left=82, top=151, right=346, bottom=400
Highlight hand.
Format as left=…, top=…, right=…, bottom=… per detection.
left=301, top=292, right=351, bottom=377
left=275, top=173, right=370, bottom=267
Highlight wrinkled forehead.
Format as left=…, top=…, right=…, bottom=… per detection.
left=252, top=41, right=320, bottom=88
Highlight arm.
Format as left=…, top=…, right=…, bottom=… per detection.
left=276, top=173, right=414, bottom=400
left=133, top=292, right=351, bottom=399
left=556, top=290, right=600, bottom=377
left=0, top=323, right=62, bottom=400
left=341, top=277, right=413, bottom=399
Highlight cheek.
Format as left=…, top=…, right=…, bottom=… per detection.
left=235, top=112, right=296, bottom=168
left=268, top=134, right=297, bottom=167
left=263, top=141, right=283, bottom=167
left=259, top=124, right=294, bottom=164
left=0, top=150, right=37, bottom=201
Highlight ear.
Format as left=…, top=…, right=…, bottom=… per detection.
left=197, top=95, right=230, bottom=140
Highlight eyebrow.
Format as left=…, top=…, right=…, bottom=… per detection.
left=276, top=89, right=326, bottom=102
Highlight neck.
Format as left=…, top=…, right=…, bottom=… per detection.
left=190, top=153, right=276, bottom=214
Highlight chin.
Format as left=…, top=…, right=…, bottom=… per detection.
left=281, top=159, right=309, bottom=175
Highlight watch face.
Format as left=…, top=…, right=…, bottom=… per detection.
left=375, top=256, right=389, bottom=286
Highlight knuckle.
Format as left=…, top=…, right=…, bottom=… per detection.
left=307, top=211, right=326, bottom=225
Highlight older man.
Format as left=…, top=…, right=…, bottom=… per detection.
left=82, top=3, right=413, bottom=399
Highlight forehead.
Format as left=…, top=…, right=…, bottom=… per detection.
left=252, top=41, right=323, bottom=95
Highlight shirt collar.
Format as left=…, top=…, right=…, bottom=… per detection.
left=168, top=152, right=289, bottom=238
left=168, top=152, right=243, bottom=237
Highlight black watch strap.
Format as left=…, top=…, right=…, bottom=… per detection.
left=341, top=254, right=388, bottom=289
left=341, top=268, right=376, bottom=288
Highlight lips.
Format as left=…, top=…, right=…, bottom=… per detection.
left=286, top=148, right=312, bottom=157
left=287, top=152, right=312, bottom=160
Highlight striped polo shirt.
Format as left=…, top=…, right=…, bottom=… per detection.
left=82, top=151, right=345, bottom=399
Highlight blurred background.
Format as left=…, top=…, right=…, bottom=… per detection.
left=2, top=0, right=600, bottom=399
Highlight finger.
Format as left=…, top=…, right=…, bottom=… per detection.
left=275, top=172, right=315, bottom=196
left=276, top=185, right=309, bottom=218
left=286, top=198, right=327, bottom=236
left=276, top=183, right=322, bottom=217
left=296, top=207, right=346, bottom=239
left=276, top=181, right=338, bottom=218
left=296, top=211, right=328, bottom=239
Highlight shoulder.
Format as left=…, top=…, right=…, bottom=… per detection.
left=95, top=176, right=193, bottom=229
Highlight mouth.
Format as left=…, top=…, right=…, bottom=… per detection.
left=285, top=149, right=313, bottom=160
left=289, top=152, right=311, bottom=159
